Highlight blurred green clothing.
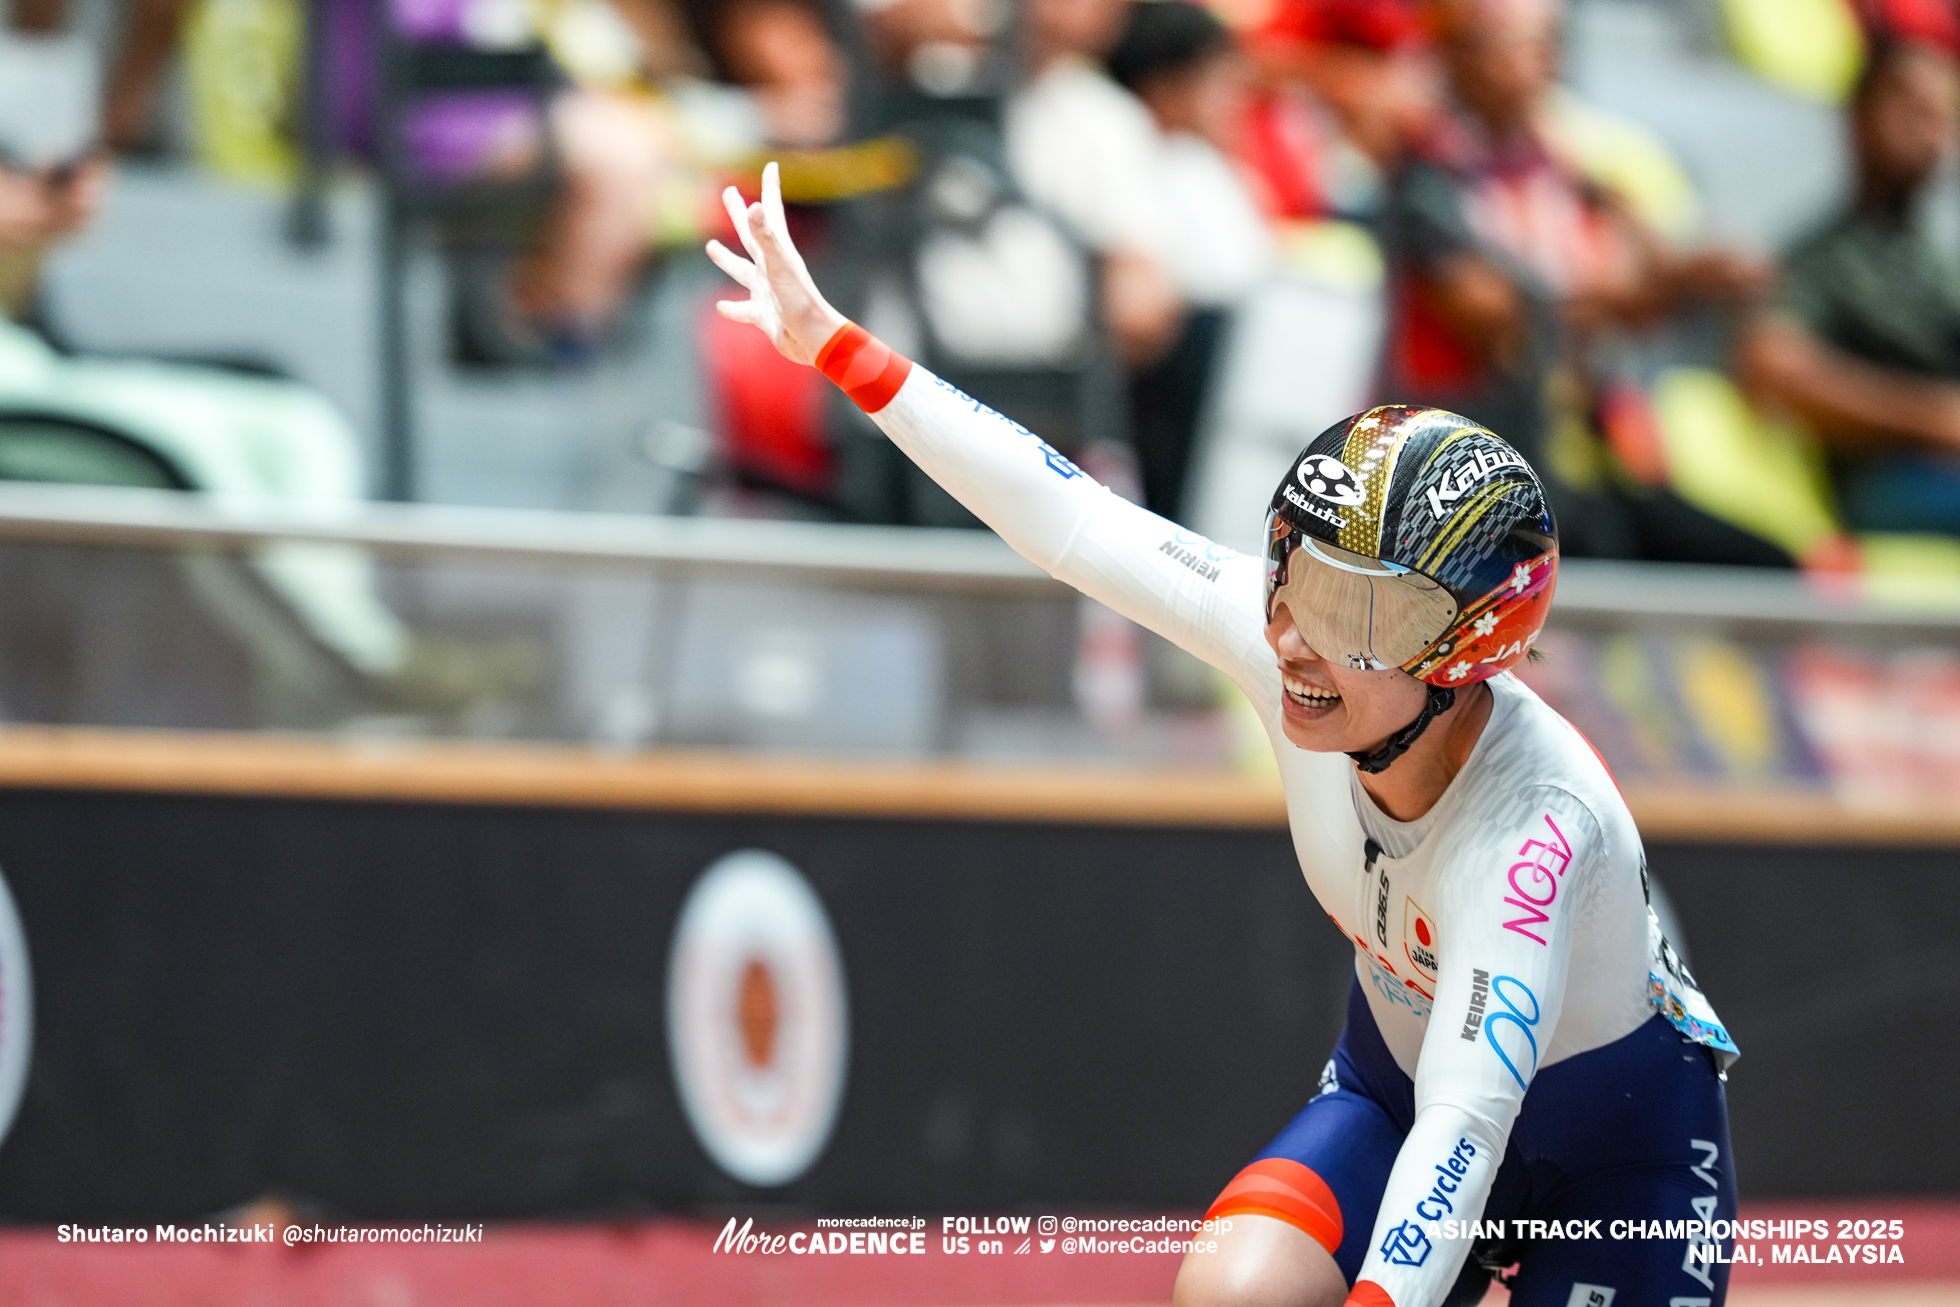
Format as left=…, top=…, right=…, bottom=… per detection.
left=1777, top=210, right=1960, bottom=379
left=1775, top=211, right=1960, bottom=535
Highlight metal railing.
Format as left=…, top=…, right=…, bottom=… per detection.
left=0, top=481, right=1953, bottom=635
left=0, top=482, right=1052, bottom=592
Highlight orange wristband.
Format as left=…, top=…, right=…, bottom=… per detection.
left=1346, top=1280, right=1395, bottom=1307
left=815, top=321, right=913, bottom=414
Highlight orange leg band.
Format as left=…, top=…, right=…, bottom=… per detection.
left=1203, top=1157, right=1344, bottom=1256
left=815, top=322, right=913, bottom=414
left=1346, top=1280, right=1395, bottom=1307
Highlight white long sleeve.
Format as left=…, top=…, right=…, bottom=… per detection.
left=866, top=364, right=1274, bottom=694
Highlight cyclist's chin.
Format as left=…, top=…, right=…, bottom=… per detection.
left=1279, top=710, right=1365, bottom=755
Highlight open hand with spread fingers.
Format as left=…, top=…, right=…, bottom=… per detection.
left=705, top=161, right=849, bottom=367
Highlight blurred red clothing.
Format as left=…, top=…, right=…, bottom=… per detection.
left=1860, top=0, right=1960, bottom=54
left=1237, top=89, right=1328, bottom=219
left=1389, top=111, right=1620, bottom=395
left=700, top=299, right=835, bottom=498
left=1232, top=0, right=1429, bottom=219
left=1252, top=0, right=1425, bottom=49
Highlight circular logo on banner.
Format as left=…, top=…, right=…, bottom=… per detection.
left=666, top=850, right=848, bottom=1187
left=0, top=870, right=32, bottom=1146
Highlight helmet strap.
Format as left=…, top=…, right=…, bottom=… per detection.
left=1347, top=683, right=1458, bottom=775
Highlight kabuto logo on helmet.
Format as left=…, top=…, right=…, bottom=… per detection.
left=1424, top=445, right=1529, bottom=519
left=1297, top=454, right=1367, bottom=507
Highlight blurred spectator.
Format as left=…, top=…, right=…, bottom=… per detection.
left=0, top=152, right=425, bottom=692
left=1107, top=0, right=1274, bottom=518
left=1109, top=1, right=1274, bottom=305
left=860, top=0, right=1000, bottom=95
left=499, top=97, right=688, bottom=362
left=103, top=0, right=191, bottom=153
left=1740, top=35, right=1960, bottom=536
left=0, top=4, right=103, bottom=318
left=1383, top=0, right=1781, bottom=563
left=684, top=0, right=848, bottom=147
left=9, top=0, right=201, bottom=158
left=0, top=156, right=107, bottom=324
left=1236, top=0, right=1434, bottom=220
left=326, top=0, right=712, bottom=363
left=683, top=0, right=856, bottom=516
left=0, top=158, right=104, bottom=252
left=60, top=0, right=709, bottom=365
left=1006, top=0, right=1185, bottom=367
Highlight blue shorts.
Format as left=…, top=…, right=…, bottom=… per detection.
left=1211, top=979, right=1737, bottom=1307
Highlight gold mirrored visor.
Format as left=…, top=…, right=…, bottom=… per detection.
left=1269, top=538, right=1460, bottom=671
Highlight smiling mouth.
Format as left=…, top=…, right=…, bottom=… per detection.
left=1283, top=674, right=1341, bottom=711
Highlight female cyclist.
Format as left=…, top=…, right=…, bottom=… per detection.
left=708, top=164, right=1740, bottom=1307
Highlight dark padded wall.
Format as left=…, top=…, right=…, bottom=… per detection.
left=0, top=788, right=1947, bottom=1222
left=1648, top=841, right=1956, bottom=1198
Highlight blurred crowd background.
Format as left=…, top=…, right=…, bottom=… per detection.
left=12, top=0, right=1960, bottom=542
left=0, top=0, right=1957, bottom=799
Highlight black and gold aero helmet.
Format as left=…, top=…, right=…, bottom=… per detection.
left=1265, top=405, right=1558, bottom=689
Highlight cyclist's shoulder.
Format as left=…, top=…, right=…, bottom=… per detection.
left=1447, top=677, right=1631, bottom=850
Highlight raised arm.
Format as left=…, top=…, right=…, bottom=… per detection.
left=1347, top=786, right=1599, bottom=1307
left=707, top=165, right=1273, bottom=688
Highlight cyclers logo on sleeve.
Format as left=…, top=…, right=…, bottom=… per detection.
left=1484, top=975, right=1541, bottom=1090
left=1380, top=1220, right=1433, bottom=1267
left=1414, top=1138, right=1480, bottom=1221
left=1500, top=815, right=1572, bottom=946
